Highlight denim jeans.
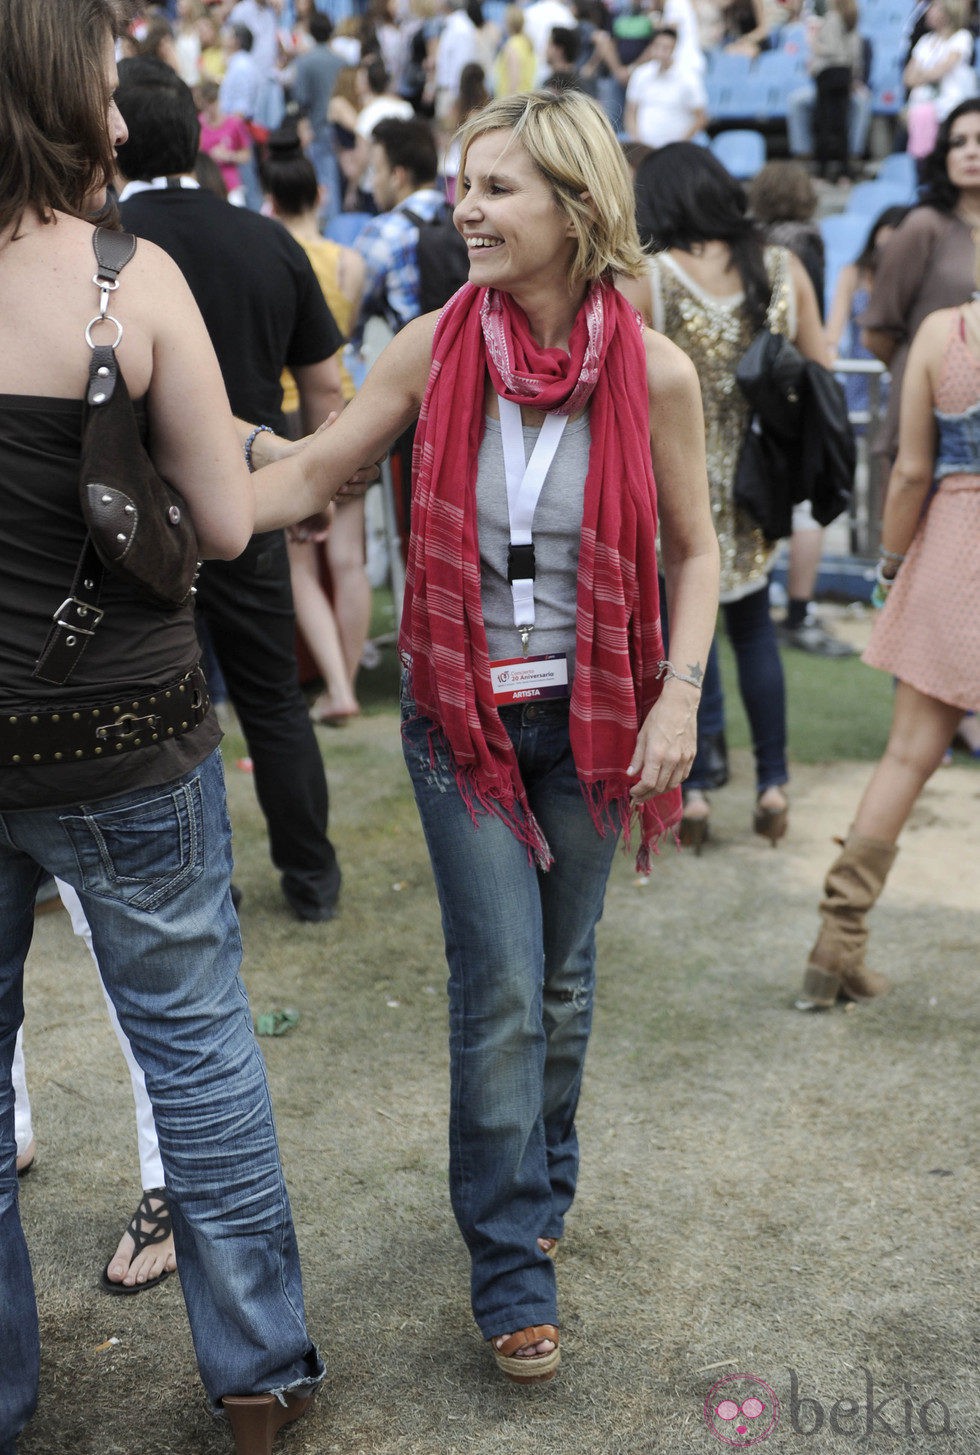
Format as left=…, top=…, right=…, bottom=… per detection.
left=0, top=750, right=323, bottom=1451
left=401, top=679, right=620, bottom=1338
left=661, top=583, right=786, bottom=793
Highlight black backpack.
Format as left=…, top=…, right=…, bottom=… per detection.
left=402, top=204, right=471, bottom=315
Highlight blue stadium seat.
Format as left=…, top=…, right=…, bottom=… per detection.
left=710, top=128, right=767, bottom=178
left=482, top=0, right=508, bottom=27
left=869, top=54, right=904, bottom=114
left=324, top=211, right=374, bottom=247
left=846, top=178, right=917, bottom=214
left=705, top=49, right=753, bottom=83
left=820, top=212, right=872, bottom=314
left=875, top=151, right=919, bottom=191
left=753, top=49, right=806, bottom=117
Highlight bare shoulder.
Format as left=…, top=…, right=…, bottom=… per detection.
left=643, top=327, right=699, bottom=399
left=907, top=306, right=957, bottom=374
left=125, top=233, right=196, bottom=294
left=378, top=309, right=440, bottom=376
left=913, top=306, right=957, bottom=345
left=617, top=270, right=651, bottom=321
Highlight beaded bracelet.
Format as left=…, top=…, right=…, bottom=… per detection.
left=879, top=547, right=906, bottom=566
left=243, top=423, right=274, bottom=474
left=656, top=658, right=704, bottom=691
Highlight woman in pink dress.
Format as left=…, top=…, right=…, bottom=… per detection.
left=797, top=292, right=980, bottom=1008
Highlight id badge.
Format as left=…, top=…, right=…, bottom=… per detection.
left=489, top=653, right=569, bottom=704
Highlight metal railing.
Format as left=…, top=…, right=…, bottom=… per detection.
left=831, top=356, right=889, bottom=557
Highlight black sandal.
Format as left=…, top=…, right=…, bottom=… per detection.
left=100, top=1187, right=173, bottom=1296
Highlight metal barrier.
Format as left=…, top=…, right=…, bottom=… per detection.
left=832, top=355, right=889, bottom=557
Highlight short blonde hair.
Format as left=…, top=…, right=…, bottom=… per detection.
left=456, top=90, right=647, bottom=286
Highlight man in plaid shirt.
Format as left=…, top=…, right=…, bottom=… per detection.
left=356, top=118, right=446, bottom=333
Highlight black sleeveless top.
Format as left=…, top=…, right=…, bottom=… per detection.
left=0, top=393, right=220, bottom=809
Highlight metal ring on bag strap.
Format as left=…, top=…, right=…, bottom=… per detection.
left=85, top=314, right=124, bottom=350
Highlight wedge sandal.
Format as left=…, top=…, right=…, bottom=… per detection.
left=490, top=1325, right=560, bottom=1383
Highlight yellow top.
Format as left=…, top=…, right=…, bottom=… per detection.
left=493, top=34, right=537, bottom=98
left=281, top=235, right=357, bottom=416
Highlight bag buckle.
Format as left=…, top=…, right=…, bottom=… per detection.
left=54, top=597, right=105, bottom=637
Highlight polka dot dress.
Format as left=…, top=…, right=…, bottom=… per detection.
left=863, top=316, right=980, bottom=710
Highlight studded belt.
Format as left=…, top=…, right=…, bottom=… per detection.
left=0, top=665, right=210, bottom=768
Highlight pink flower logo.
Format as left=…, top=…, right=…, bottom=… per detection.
left=704, top=1374, right=780, bottom=1447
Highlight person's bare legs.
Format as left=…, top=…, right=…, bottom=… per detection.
left=787, top=521, right=823, bottom=604
left=851, top=681, right=964, bottom=843
left=287, top=536, right=359, bottom=721
left=327, top=497, right=372, bottom=696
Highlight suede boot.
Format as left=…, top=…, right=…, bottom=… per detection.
left=796, top=833, right=898, bottom=1009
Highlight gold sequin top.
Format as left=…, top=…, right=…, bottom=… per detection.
left=647, top=246, right=796, bottom=601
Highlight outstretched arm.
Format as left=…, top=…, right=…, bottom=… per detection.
left=248, top=311, right=439, bottom=532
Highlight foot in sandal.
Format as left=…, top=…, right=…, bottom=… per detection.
left=101, top=1187, right=176, bottom=1294
left=490, top=1325, right=560, bottom=1383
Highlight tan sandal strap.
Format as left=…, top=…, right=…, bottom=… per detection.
left=494, top=1325, right=559, bottom=1358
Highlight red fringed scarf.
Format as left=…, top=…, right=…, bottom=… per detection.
left=398, top=280, right=681, bottom=870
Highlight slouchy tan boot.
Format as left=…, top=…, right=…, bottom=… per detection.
left=796, top=833, right=898, bottom=1010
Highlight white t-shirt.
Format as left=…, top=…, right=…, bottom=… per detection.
left=523, top=0, right=577, bottom=74
left=434, top=9, right=480, bottom=92
left=355, top=95, right=415, bottom=140
left=625, top=61, right=708, bottom=146
left=908, top=30, right=978, bottom=119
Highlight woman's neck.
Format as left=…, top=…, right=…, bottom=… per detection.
left=506, top=281, right=589, bottom=351
left=281, top=208, right=322, bottom=242
left=955, top=195, right=980, bottom=229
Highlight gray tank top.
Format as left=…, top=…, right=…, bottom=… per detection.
left=476, top=409, right=591, bottom=677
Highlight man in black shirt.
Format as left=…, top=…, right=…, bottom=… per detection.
left=116, top=58, right=346, bottom=922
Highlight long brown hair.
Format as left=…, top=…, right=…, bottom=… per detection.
left=0, top=0, right=124, bottom=236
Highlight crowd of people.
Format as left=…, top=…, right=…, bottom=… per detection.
left=122, top=0, right=980, bottom=172
left=1, top=0, right=978, bottom=1453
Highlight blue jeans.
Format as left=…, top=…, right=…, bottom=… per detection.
left=0, top=750, right=323, bottom=1451
left=661, top=584, right=786, bottom=794
left=401, top=680, right=620, bottom=1338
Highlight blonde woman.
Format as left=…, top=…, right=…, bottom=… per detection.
left=254, top=88, right=719, bottom=1379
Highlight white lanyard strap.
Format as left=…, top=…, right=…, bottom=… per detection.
left=497, top=396, right=567, bottom=648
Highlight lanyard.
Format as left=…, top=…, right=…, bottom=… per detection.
left=497, top=396, right=567, bottom=655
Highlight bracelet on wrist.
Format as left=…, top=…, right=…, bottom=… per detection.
left=243, top=423, right=274, bottom=473
left=871, top=559, right=897, bottom=609
left=656, top=658, right=704, bottom=692
left=879, top=547, right=906, bottom=566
